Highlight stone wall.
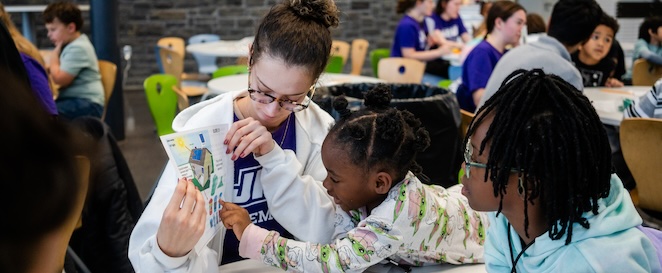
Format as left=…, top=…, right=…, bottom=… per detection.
left=6, top=0, right=400, bottom=88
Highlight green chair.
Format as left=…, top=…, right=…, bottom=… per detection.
left=144, top=74, right=179, bottom=136
left=212, top=65, right=248, bottom=79
left=370, top=48, right=391, bottom=77
left=325, top=55, right=344, bottom=73
left=438, top=79, right=452, bottom=89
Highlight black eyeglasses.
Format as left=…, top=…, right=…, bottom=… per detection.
left=247, top=74, right=316, bottom=113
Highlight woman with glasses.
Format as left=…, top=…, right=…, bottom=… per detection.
left=129, top=0, right=339, bottom=271
left=462, top=69, right=661, bottom=272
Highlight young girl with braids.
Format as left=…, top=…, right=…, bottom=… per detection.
left=462, top=69, right=662, bottom=272
left=220, top=85, right=487, bottom=272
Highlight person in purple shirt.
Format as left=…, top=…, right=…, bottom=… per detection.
left=20, top=53, right=58, bottom=116
left=457, top=1, right=526, bottom=112
left=428, top=0, right=471, bottom=45
left=392, top=0, right=455, bottom=83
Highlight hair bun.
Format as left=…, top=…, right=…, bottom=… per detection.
left=332, top=96, right=352, bottom=119
left=364, top=84, right=392, bottom=109
left=289, top=0, right=339, bottom=28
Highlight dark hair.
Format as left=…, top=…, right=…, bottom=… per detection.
left=599, top=13, right=619, bottom=35
left=43, top=1, right=84, bottom=31
left=638, top=16, right=662, bottom=43
left=486, top=1, right=525, bottom=35
left=0, top=68, right=82, bottom=272
left=547, top=0, right=602, bottom=46
left=466, top=69, right=611, bottom=245
left=0, top=20, right=31, bottom=89
left=435, top=0, right=450, bottom=16
left=396, top=0, right=418, bottom=14
left=328, top=84, right=431, bottom=183
left=251, top=0, right=339, bottom=80
left=526, top=13, right=546, bottom=34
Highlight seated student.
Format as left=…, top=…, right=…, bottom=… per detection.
left=0, top=4, right=57, bottom=116
left=477, top=0, right=603, bottom=109
left=391, top=0, right=454, bottom=82
left=43, top=1, right=104, bottom=120
left=428, top=0, right=471, bottom=45
left=572, top=13, right=624, bottom=87
left=221, top=85, right=487, bottom=272
left=463, top=69, right=662, bottom=272
left=633, top=16, right=662, bottom=66
left=456, top=1, right=526, bottom=112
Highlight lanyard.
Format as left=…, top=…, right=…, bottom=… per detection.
left=507, top=223, right=535, bottom=273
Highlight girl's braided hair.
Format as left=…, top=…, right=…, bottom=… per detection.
left=329, top=84, right=431, bottom=183
left=467, top=69, right=612, bottom=244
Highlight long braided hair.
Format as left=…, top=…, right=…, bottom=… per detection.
left=328, top=84, right=431, bottom=183
left=466, top=69, right=612, bottom=244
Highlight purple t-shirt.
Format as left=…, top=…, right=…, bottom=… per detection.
left=391, top=15, right=429, bottom=57
left=426, top=14, right=467, bottom=43
left=457, top=40, right=504, bottom=112
left=20, top=53, right=58, bottom=116
left=221, top=113, right=297, bottom=264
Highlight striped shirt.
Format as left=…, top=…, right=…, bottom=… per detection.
left=624, top=79, right=662, bottom=118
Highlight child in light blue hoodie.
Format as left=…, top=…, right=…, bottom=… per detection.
left=461, top=68, right=662, bottom=272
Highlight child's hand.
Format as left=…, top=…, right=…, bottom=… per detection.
left=220, top=200, right=251, bottom=240
left=156, top=178, right=206, bottom=257
left=605, top=78, right=624, bottom=88
left=224, top=117, right=275, bottom=159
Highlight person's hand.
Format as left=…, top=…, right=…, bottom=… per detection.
left=156, top=178, right=206, bottom=257
left=219, top=200, right=251, bottom=240
left=224, top=117, right=275, bottom=159
left=606, top=78, right=624, bottom=88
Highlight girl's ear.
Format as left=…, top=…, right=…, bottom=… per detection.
left=373, top=172, right=393, bottom=195
left=495, top=17, right=504, bottom=30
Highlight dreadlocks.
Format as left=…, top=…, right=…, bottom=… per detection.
left=466, top=69, right=612, bottom=244
left=328, top=84, right=431, bottom=183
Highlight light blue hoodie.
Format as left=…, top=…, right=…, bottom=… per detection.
left=484, top=174, right=662, bottom=273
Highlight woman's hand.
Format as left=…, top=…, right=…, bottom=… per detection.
left=156, top=178, right=206, bottom=257
left=219, top=200, right=251, bottom=240
left=224, top=117, right=275, bottom=159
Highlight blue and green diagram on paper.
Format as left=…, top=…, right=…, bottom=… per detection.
left=170, top=131, right=222, bottom=192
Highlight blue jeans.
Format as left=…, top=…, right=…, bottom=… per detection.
left=56, top=98, right=103, bottom=121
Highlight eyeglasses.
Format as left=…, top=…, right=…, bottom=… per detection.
left=464, top=138, right=488, bottom=179
left=247, top=74, right=316, bottom=113
left=464, top=138, right=519, bottom=179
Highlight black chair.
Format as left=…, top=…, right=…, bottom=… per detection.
left=317, top=83, right=463, bottom=188
left=69, top=117, right=143, bottom=273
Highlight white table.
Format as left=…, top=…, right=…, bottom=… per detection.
left=584, top=86, right=650, bottom=126
left=218, top=259, right=486, bottom=273
left=204, top=73, right=385, bottom=99
left=186, top=37, right=254, bottom=57
left=5, top=5, right=90, bottom=44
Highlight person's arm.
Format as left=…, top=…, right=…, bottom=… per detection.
left=402, top=46, right=451, bottom=62
left=460, top=32, right=472, bottom=44
left=128, top=165, right=220, bottom=273
left=624, top=80, right=662, bottom=118
left=255, top=144, right=337, bottom=243
left=639, top=48, right=662, bottom=65
left=48, top=43, right=76, bottom=87
left=221, top=202, right=402, bottom=273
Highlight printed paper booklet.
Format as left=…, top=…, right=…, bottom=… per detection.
left=159, top=124, right=231, bottom=253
